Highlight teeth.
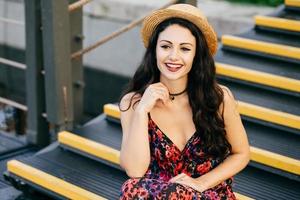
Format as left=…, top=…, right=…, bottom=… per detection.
left=166, top=63, right=182, bottom=68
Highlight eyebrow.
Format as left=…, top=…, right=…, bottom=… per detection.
left=159, top=40, right=194, bottom=46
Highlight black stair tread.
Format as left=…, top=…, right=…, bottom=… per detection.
left=236, top=29, right=300, bottom=48
left=285, top=6, right=300, bottom=12
left=278, top=8, right=300, bottom=20
left=0, top=133, right=26, bottom=156
left=218, top=78, right=300, bottom=116
left=245, top=28, right=300, bottom=47
left=266, top=5, right=300, bottom=20
left=72, top=115, right=122, bottom=150
left=14, top=147, right=127, bottom=199
left=0, top=147, right=37, bottom=184
left=245, top=121, right=300, bottom=160
left=234, top=165, right=300, bottom=200
left=215, top=49, right=300, bottom=80
left=76, top=115, right=299, bottom=166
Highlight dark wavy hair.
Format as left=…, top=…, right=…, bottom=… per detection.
left=119, top=18, right=231, bottom=161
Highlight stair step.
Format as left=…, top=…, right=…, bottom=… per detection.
left=250, top=146, right=300, bottom=175
left=278, top=6, right=300, bottom=20
left=255, top=15, right=300, bottom=33
left=236, top=99, right=300, bottom=131
left=244, top=120, right=299, bottom=160
left=222, top=29, right=300, bottom=63
left=6, top=148, right=127, bottom=200
left=235, top=166, right=300, bottom=199
left=59, top=131, right=120, bottom=168
left=285, top=0, right=300, bottom=8
left=1, top=147, right=36, bottom=184
left=215, top=62, right=300, bottom=93
left=215, top=50, right=300, bottom=82
left=217, top=79, right=300, bottom=131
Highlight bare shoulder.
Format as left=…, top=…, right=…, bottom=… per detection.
left=218, top=85, right=238, bottom=115
left=219, top=85, right=234, bottom=101
left=119, top=92, right=141, bottom=112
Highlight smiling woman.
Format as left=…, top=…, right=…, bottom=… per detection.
left=156, top=24, right=196, bottom=85
left=118, top=3, right=250, bottom=199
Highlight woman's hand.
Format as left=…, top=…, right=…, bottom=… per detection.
left=136, top=82, right=170, bottom=113
left=169, top=173, right=205, bottom=193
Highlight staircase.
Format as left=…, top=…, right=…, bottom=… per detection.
left=3, top=1, right=300, bottom=199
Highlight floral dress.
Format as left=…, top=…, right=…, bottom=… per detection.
left=120, top=114, right=236, bottom=200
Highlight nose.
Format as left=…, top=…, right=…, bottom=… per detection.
left=169, top=48, right=179, bottom=61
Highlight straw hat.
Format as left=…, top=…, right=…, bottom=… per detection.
left=141, top=4, right=217, bottom=55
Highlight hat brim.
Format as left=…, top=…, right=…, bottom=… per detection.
left=141, top=9, right=217, bottom=55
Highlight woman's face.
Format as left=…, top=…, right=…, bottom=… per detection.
left=156, top=24, right=196, bottom=82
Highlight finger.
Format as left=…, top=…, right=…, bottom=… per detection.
left=148, top=85, right=168, bottom=96
left=152, top=83, right=170, bottom=94
left=152, top=90, right=169, bottom=103
left=169, top=173, right=186, bottom=183
left=156, top=87, right=170, bottom=101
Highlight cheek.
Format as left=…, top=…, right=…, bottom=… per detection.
left=184, top=54, right=195, bottom=66
left=156, top=50, right=167, bottom=63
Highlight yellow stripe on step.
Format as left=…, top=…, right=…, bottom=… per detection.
left=104, top=104, right=120, bottom=119
left=7, top=160, right=106, bottom=200
left=255, top=15, right=300, bottom=32
left=58, top=131, right=120, bottom=165
left=238, top=101, right=300, bottom=130
left=285, top=0, right=300, bottom=7
left=222, top=35, right=300, bottom=60
left=235, top=193, right=255, bottom=200
left=251, top=146, right=300, bottom=175
left=216, top=62, right=300, bottom=93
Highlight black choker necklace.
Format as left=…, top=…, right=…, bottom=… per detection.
left=169, top=89, right=187, bottom=101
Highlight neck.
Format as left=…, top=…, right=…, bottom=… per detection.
left=160, top=77, right=188, bottom=101
left=160, top=77, right=187, bottom=94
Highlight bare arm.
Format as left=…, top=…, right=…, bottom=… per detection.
left=195, top=87, right=250, bottom=191
left=119, top=83, right=169, bottom=178
left=170, top=87, right=250, bottom=192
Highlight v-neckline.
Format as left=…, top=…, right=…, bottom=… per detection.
left=149, top=113, right=197, bottom=154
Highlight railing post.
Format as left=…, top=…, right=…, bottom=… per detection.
left=69, top=0, right=84, bottom=126
left=41, top=0, right=74, bottom=137
left=25, top=0, right=49, bottom=146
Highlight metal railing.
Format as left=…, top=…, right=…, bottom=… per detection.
left=0, top=0, right=195, bottom=145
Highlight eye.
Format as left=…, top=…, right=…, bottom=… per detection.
left=181, top=47, right=191, bottom=51
left=161, top=45, right=170, bottom=49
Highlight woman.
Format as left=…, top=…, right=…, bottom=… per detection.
left=119, top=4, right=250, bottom=199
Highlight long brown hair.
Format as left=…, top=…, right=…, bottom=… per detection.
left=119, top=18, right=231, bottom=161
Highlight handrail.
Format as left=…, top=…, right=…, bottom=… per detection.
left=0, top=57, right=26, bottom=70
left=69, top=0, right=92, bottom=12
left=71, top=0, right=178, bottom=59
left=0, top=97, right=27, bottom=111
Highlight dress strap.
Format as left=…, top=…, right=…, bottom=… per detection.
left=147, top=112, right=151, bottom=119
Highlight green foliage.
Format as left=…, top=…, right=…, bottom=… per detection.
left=226, top=0, right=284, bottom=7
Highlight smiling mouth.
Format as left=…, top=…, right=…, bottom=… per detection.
left=165, top=63, right=183, bottom=72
